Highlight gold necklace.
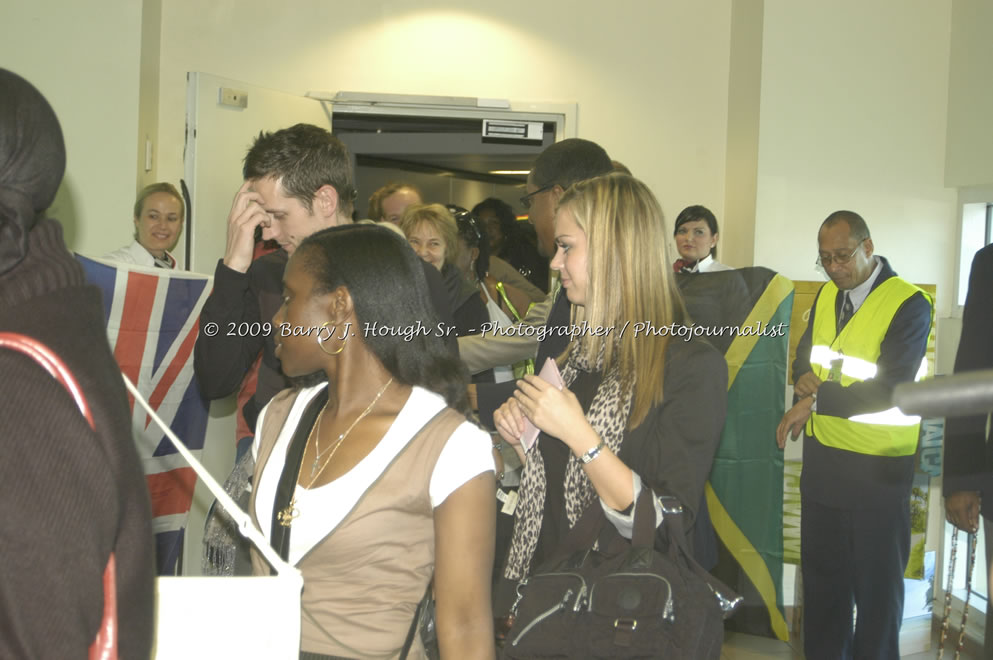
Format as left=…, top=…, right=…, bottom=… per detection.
left=277, top=377, right=394, bottom=527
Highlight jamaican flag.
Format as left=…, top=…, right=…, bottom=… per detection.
left=677, top=267, right=793, bottom=640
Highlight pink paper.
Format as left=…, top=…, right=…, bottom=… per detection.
left=519, top=357, right=565, bottom=451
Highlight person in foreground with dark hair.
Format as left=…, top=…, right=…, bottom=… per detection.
left=0, top=68, right=155, bottom=658
left=250, top=224, right=495, bottom=658
left=672, top=204, right=732, bottom=273
left=193, top=124, right=454, bottom=454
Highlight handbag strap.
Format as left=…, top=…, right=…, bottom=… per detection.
left=400, top=580, right=432, bottom=660
left=0, top=333, right=95, bottom=428
left=547, top=487, right=656, bottom=564
left=269, top=387, right=329, bottom=566
left=0, top=333, right=118, bottom=660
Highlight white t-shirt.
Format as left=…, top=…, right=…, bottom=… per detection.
left=102, top=240, right=176, bottom=269
left=253, top=384, right=494, bottom=565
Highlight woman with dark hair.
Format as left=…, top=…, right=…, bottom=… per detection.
left=672, top=204, right=732, bottom=273
left=0, top=69, right=155, bottom=658
left=249, top=223, right=496, bottom=658
left=472, top=197, right=549, bottom=292
left=450, top=207, right=542, bottom=374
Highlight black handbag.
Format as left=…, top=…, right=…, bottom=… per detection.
left=501, top=489, right=741, bottom=659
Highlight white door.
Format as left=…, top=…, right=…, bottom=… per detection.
left=181, top=73, right=329, bottom=575
left=184, top=73, right=330, bottom=273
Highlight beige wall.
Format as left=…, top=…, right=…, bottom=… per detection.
left=4, top=0, right=980, bottom=321
left=945, top=0, right=993, bottom=188
left=137, top=0, right=164, bottom=190
left=153, top=0, right=734, bottom=256
left=0, top=0, right=144, bottom=256
left=754, top=0, right=957, bottom=320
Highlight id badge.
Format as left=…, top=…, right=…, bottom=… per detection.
left=828, top=357, right=844, bottom=382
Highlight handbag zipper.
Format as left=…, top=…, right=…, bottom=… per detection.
left=511, top=588, right=574, bottom=646
left=587, top=573, right=675, bottom=623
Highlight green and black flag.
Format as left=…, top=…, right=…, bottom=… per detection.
left=678, top=267, right=793, bottom=641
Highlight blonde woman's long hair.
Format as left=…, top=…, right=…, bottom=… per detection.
left=558, top=173, right=689, bottom=429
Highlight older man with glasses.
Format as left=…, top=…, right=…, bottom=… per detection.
left=777, top=210, right=933, bottom=660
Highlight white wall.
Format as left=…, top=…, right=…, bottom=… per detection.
left=754, top=0, right=957, bottom=319
left=153, top=0, right=735, bottom=255
left=0, top=0, right=144, bottom=257
left=945, top=0, right=993, bottom=188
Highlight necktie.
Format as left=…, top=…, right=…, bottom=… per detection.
left=838, top=292, right=854, bottom=332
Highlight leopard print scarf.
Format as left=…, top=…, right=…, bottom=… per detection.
left=504, top=343, right=633, bottom=580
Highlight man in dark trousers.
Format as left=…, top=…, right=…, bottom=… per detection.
left=777, top=211, right=933, bottom=660
left=943, top=243, right=993, bottom=657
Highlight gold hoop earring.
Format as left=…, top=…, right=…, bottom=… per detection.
left=317, top=321, right=346, bottom=356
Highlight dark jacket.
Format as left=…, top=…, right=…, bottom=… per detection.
left=0, top=220, right=155, bottom=659
left=943, top=244, right=993, bottom=516
left=195, top=249, right=456, bottom=431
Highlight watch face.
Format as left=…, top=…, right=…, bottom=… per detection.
left=829, top=357, right=843, bottom=381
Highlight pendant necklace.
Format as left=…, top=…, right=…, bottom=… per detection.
left=277, top=377, right=394, bottom=527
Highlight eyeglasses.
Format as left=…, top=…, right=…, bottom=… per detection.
left=519, top=184, right=555, bottom=210
left=815, top=239, right=866, bottom=268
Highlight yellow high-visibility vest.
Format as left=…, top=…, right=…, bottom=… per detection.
left=804, top=277, right=931, bottom=456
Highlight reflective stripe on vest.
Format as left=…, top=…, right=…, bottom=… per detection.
left=809, top=345, right=929, bottom=392
left=805, top=276, right=930, bottom=457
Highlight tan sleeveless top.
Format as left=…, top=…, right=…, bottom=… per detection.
left=249, top=388, right=467, bottom=658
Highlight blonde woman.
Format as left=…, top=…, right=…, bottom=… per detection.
left=400, top=203, right=488, bottom=338
left=493, top=174, right=728, bottom=590
left=104, top=182, right=184, bottom=268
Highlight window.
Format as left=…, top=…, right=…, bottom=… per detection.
left=957, top=201, right=993, bottom=307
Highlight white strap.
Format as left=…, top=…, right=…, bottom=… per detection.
left=121, top=374, right=301, bottom=581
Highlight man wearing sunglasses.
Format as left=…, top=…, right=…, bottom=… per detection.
left=777, top=211, right=933, bottom=660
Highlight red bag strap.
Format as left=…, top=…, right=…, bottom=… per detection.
left=0, top=333, right=117, bottom=660
left=0, top=333, right=95, bottom=429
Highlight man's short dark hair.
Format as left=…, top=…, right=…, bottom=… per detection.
left=530, top=138, right=613, bottom=190
left=822, top=210, right=871, bottom=242
left=242, top=123, right=356, bottom=214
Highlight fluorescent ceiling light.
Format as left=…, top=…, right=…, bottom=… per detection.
left=489, top=170, right=530, bottom=175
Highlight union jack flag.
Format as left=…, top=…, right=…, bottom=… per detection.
left=77, top=255, right=212, bottom=575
